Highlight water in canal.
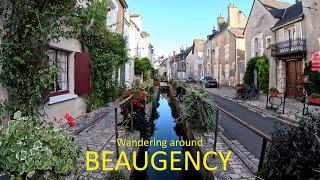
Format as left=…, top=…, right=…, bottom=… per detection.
left=131, top=93, right=203, bottom=180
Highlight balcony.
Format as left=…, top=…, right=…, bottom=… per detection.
left=271, top=38, right=306, bottom=57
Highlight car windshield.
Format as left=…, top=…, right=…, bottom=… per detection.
left=205, top=76, right=213, bottom=80
left=187, top=77, right=193, bottom=79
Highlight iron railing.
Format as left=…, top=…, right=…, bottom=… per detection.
left=270, top=38, right=306, bottom=57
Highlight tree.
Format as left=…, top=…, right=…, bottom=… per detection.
left=243, top=56, right=269, bottom=92
left=134, top=57, right=152, bottom=76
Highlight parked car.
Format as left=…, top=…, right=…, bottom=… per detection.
left=186, top=76, right=196, bottom=83
left=199, top=76, right=218, bottom=88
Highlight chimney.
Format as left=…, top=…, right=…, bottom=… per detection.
left=212, top=26, right=217, bottom=34
left=228, top=4, right=247, bottom=28
left=295, top=0, right=301, bottom=3
left=217, top=15, right=225, bottom=31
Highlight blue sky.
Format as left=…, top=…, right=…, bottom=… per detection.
left=126, top=0, right=296, bottom=56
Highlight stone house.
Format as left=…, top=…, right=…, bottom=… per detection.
left=177, top=47, right=192, bottom=80
left=270, top=0, right=306, bottom=99
left=210, top=4, right=247, bottom=87
left=186, top=39, right=206, bottom=80
left=303, top=0, right=320, bottom=67
left=245, top=0, right=291, bottom=93
left=245, top=0, right=319, bottom=100
left=203, top=29, right=218, bottom=76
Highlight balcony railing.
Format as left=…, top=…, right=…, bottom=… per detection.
left=271, top=38, right=306, bottom=57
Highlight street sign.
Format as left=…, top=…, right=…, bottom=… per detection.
left=311, top=51, right=320, bottom=71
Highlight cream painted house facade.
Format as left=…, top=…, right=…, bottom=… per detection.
left=0, top=0, right=131, bottom=123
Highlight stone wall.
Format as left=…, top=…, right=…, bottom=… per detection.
left=244, top=0, right=278, bottom=88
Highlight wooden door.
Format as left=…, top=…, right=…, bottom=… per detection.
left=286, top=60, right=303, bottom=100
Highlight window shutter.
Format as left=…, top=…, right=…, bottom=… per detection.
left=295, top=22, right=302, bottom=39
left=75, top=52, right=91, bottom=95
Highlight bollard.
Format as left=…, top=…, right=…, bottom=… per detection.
left=258, top=138, right=268, bottom=172
left=213, top=110, right=219, bottom=152
left=114, top=107, right=119, bottom=158
left=130, top=100, right=134, bottom=131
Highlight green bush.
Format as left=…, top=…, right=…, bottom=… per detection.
left=257, top=114, right=320, bottom=180
left=0, top=112, right=80, bottom=179
left=244, top=56, right=269, bottom=92
left=304, top=62, right=320, bottom=95
left=185, top=88, right=217, bottom=132
left=80, top=0, right=128, bottom=110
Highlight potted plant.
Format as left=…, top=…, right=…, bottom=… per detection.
left=308, top=93, right=320, bottom=105
left=269, top=87, right=279, bottom=97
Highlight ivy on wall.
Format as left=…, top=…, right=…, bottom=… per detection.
left=79, top=0, right=128, bottom=111
left=0, top=0, right=81, bottom=118
left=243, top=56, right=269, bottom=92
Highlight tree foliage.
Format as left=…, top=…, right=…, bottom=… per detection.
left=134, top=57, right=152, bottom=75
left=243, top=56, right=269, bottom=92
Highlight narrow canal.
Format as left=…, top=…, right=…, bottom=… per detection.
left=131, top=93, right=203, bottom=180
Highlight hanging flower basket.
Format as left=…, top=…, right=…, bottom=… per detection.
left=269, top=87, right=279, bottom=97
left=308, top=93, right=320, bottom=105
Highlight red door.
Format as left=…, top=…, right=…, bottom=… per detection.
left=286, top=60, right=303, bottom=100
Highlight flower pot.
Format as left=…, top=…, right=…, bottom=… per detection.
left=269, top=90, right=279, bottom=97
left=308, top=97, right=320, bottom=105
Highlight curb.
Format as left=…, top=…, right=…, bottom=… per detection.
left=207, top=91, right=299, bottom=127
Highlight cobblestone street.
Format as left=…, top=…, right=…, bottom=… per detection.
left=66, top=103, right=140, bottom=179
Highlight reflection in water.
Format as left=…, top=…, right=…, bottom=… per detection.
left=131, top=94, right=203, bottom=180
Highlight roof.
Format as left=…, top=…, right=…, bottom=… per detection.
left=119, top=0, right=128, bottom=8
left=259, top=0, right=292, bottom=18
left=273, top=1, right=304, bottom=28
left=228, top=28, right=245, bottom=38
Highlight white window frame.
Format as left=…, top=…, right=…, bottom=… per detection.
left=266, top=36, right=271, bottom=49
left=225, top=44, right=230, bottom=60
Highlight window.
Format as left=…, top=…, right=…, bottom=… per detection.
left=49, top=49, right=69, bottom=96
left=266, top=37, right=271, bottom=49
left=225, top=44, right=229, bottom=60
left=207, top=48, right=210, bottom=57
left=215, top=47, right=219, bottom=59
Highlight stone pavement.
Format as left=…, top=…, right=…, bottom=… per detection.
left=202, top=86, right=319, bottom=123
left=65, top=103, right=140, bottom=179
left=194, top=128, right=259, bottom=180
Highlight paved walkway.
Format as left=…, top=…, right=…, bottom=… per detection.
left=201, top=86, right=319, bottom=123
left=195, top=131, right=258, bottom=180
left=66, top=103, right=140, bottom=179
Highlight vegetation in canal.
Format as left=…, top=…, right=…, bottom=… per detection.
left=257, top=114, right=320, bottom=179
left=185, top=88, right=218, bottom=132
left=169, top=79, right=217, bottom=132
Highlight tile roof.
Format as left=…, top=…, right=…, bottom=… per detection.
left=273, top=1, right=304, bottom=28
left=259, top=0, right=292, bottom=18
